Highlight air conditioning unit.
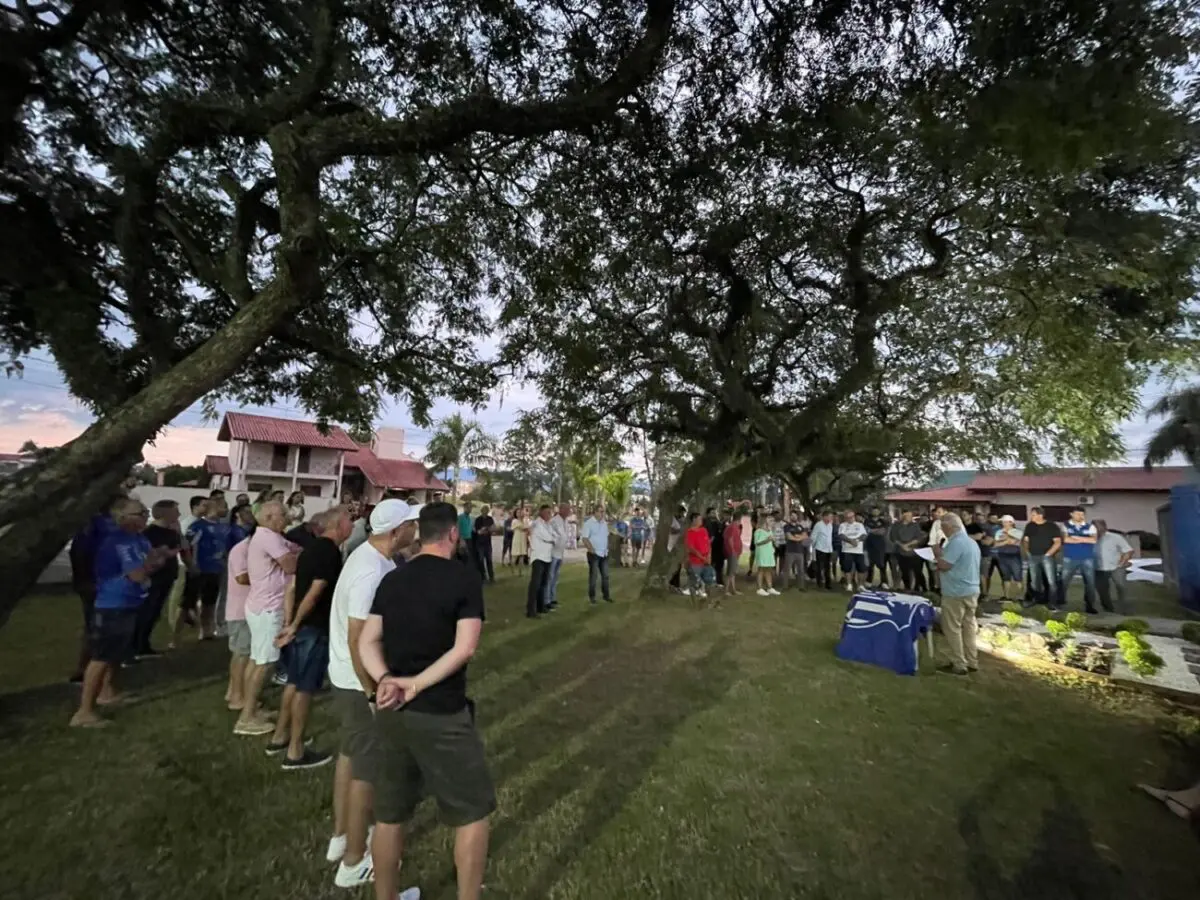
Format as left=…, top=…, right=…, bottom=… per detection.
left=1078, top=495, right=1096, bottom=506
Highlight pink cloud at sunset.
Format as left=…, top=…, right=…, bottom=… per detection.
left=0, top=406, right=223, bottom=466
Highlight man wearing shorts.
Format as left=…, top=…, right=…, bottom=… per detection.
left=722, top=508, right=743, bottom=596
left=269, top=507, right=351, bottom=769
left=838, top=511, right=868, bottom=592
left=361, top=502, right=494, bottom=900
left=181, top=498, right=230, bottom=641
left=326, top=500, right=420, bottom=888
left=234, top=501, right=298, bottom=737
left=629, top=508, right=648, bottom=566
left=70, top=498, right=171, bottom=727
left=224, top=531, right=254, bottom=714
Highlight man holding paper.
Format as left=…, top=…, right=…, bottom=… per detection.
left=932, top=513, right=982, bottom=676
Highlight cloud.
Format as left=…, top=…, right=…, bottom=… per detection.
left=0, top=409, right=223, bottom=466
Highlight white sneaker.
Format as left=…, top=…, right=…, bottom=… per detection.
left=334, top=853, right=375, bottom=888
left=844, top=583, right=853, bottom=592
left=398, top=890, right=421, bottom=900
left=326, top=833, right=347, bottom=863
left=757, top=589, right=769, bottom=596
left=768, top=588, right=781, bottom=596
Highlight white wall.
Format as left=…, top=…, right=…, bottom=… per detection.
left=988, top=491, right=1166, bottom=534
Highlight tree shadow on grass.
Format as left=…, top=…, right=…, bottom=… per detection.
left=959, top=770, right=1122, bottom=900
left=409, top=628, right=737, bottom=898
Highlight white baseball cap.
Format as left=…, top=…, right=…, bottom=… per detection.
left=1000, top=514, right=1015, bottom=522
left=370, top=499, right=422, bottom=532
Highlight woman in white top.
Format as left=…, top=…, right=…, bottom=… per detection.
left=286, top=491, right=306, bottom=526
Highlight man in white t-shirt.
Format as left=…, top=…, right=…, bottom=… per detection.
left=324, top=499, right=420, bottom=888
left=838, top=511, right=868, bottom=592
left=544, top=503, right=570, bottom=611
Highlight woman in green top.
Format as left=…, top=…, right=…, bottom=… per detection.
left=754, top=518, right=780, bottom=596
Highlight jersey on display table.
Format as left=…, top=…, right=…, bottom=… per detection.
left=835, top=591, right=936, bottom=676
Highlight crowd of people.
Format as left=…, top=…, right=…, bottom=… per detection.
left=66, top=488, right=511, bottom=898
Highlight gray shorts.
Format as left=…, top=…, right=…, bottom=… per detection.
left=333, top=686, right=381, bottom=783
left=725, top=555, right=740, bottom=577
left=227, top=619, right=251, bottom=657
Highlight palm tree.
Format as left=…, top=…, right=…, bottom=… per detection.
left=597, top=469, right=636, bottom=514
left=424, top=413, right=496, bottom=499
left=1144, top=387, right=1200, bottom=470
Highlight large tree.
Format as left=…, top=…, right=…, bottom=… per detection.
left=506, top=0, right=1200, bottom=582
left=0, top=0, right=679, bottom=621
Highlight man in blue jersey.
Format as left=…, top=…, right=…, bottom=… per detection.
left=180, top=498, right=230, bottom=642
left=68, top=498, right=123, bottom=682
left=70, top=498, right=173, bottom=727
left=1062, top=506, right=1100, bottom=613
left=629, top=508, right=649, bottom=566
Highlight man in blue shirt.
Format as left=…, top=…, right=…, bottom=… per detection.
left=932, top=513, right=982, bottom=676
left=70, top=498, right=172, bottom=727
left=180, top=498, right=230, bottom=642
left=629, top=508, right=649, bottom=566
left=68, top=501, right=122, bottom=682
left=1062, top=506, right=1099, bottom=613
left=579, top=504, right=613, bottom=605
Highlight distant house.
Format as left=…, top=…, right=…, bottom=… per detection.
left=886, top=467, right=1194, bottom=534
left=208, top=412, right=359, bottom=499
left=343, top=427, right=449, bottom=503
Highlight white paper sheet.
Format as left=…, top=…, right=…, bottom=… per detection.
left=914, top=547, right=935, bottom=561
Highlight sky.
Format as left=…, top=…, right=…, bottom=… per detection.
left=0, top=351, right=1192, bottom=470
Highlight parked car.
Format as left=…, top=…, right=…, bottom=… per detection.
left=1126, top=558, right=1164, bottom=584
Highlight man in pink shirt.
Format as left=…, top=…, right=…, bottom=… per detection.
left=224, top=534, right=254, bottom=717
left=235, top=502, right=299, bottom=736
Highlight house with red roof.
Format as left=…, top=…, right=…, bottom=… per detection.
left=207, top=412, right=359, bottom=500
left=886, top=467, right=1194, bottom=534
left=341, top=427, right=449, bottom=503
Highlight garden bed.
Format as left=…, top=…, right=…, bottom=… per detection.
left=975, top=606, right=1200, bottom=705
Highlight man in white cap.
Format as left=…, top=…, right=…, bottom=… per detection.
left=324, top=499, right=421, bottom=888
left=991, top=514, right=1024, bottom=602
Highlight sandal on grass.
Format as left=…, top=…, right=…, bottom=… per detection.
left=1138, top=784, right=1195, bottom=820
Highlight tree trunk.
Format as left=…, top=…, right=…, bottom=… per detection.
left=0, top=281, right=305, bottom=627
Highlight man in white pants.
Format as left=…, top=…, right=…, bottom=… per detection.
left=234, top=501, right=299, bottom=736
left=325, top=499, right=421, bottom=888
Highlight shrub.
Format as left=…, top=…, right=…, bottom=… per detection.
left=1045, top=619, right=1071, bottom=641
left=1001, top=601, right=1023, bottom=616
left=1181, top=622, right=1200, bottom=646
left=1082, top=645, right=1113, bottom=674
left=1058, top=638, right=1083, bottom=666
left=1116, top=629, right=1164, bottom=678
left=1116, top=618, right=1150, bottom=636
left=1001, top=610, right=1023, bottom=629
left=1064, top=612, right=1088, bottom=632
left=1026, top=604, right=1052, bottom=622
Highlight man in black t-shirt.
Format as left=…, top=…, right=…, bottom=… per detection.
left=862, top=506, right=891, bottom=588
left=135, top=499, right=183, bottom=658
left=360, top=501, right=493, bottom=900
left=473, top=505, right=496, bottom=584
left=271, top=506, right=351, bottom=771
left=1022, top=506, right=1063, bottom=606
left=705, top=507, right=726, bottom=586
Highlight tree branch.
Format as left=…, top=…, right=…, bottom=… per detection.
left=306, top=0, right=677, bottom=163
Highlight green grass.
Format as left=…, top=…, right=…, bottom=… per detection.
left=2, top=566, right=1199, bottom=899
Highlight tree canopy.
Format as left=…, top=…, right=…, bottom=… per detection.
left=508, top=0, right=1200, bottom=565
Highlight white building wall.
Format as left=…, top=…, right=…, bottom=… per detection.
left=988, top=490, right=1167, bottom=533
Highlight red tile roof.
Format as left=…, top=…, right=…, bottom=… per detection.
left=885, top=486, right=992, bottom=503
left=343, top=445, right=449, bottom=492
left=0, top=452, right=30, bottom=462
left=217, top=412, right=358, bottom=451
left=204, top=455, right=231, bottom=476
left=969, top=467, right=1191, bottom=492
left=887, top=467, right=1191, bottom=503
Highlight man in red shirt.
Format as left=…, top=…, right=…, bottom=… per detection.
left=685, top=512, right=719, bottom=607
left=722, top=509, right=744, bottom=597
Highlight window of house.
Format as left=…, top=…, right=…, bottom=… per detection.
left=271, top=444, right=289, bottom=472
left=297, top=447, right=311, bottom=473
left=989, top=503, right=1029, bottom=521
left=300, top=484, right=322, bottom=497
left=1037, top=505, right=1078, bottom=524
left=247, top=482, right=273, bottom=494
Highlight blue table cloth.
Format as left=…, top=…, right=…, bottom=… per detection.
left=835, top=591, right=936, bottom=676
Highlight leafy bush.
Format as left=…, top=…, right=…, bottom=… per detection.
left=1045, top=619, right=1071, bottom=641
left=1082, top=645, right=1113, bottom=674
left=1181, top=622, right=1200, bottom=646
left=1064, top=612, right=1088, bottom=632
left=1026, top=605, right=1052, bottom=622
left=1001, top=610, right=1023, bottom=629
left=1116, top=629, right=1164, bottom=678
left=1116, top=618, right=1150, bottom=636
left=1001, top=601, right=1023, bottom=616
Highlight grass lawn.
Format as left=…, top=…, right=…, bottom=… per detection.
left=1, top=565, right=1198, bottom=899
